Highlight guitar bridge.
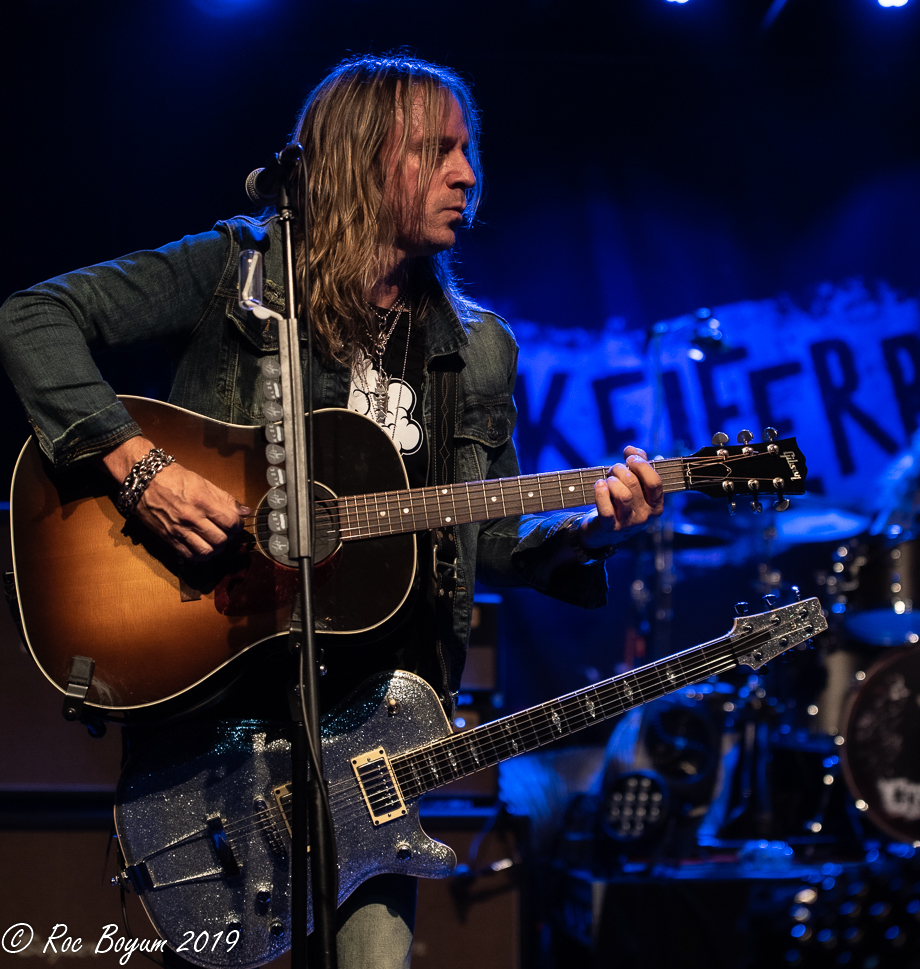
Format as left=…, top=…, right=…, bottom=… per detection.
left=206, top=817, right=241, bottom=878
left=351, top=747, right=407, bottom=826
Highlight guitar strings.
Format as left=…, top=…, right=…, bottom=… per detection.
left=387, top=621, right=778, bottom=799
left=325, top=452, right=794, bottom=542
left=212, top=650, right=743, bottom=849
left=144, top=646, right=741, bottom=862
left=208, top=654, right=746, bottom=849
left=241, top=451, right=784, bottom=540
left=363, top=618, right=779, bottom=803
left=239, top=450, right=792, bottom=550
left=394, top=652, right=744, bottom=800
left=227, top=629, right=778, bottom=840
left=206, top=620, right=793, bottom=848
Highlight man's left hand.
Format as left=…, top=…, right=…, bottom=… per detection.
left=578, top=446, right=664, bottom=550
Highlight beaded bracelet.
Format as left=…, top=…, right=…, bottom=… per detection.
left=566, top=517, right=617, bottom=565
left=116, top=447, right=176, bottom=517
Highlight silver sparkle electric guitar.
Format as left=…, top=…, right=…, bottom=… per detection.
left=113, top=596, right=826, bottom=969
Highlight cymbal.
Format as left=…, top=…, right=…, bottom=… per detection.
left=647, top=507, right=735, bottom=551
left=770, top=496, right=871, bottom=543
left=680, top=494, right=870, bottom=545
left=670, top=520, right=734, bottom=549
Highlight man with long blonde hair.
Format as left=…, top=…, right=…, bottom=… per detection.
left=0, top=53, right=661, bottom=966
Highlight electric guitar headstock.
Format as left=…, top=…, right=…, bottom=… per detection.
left=730, top=595, right=826, bottom=669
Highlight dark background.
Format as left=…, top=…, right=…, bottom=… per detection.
left=5, top=0, right=920, bottom=451
left=3, top=0, right=920, bottom=710
left=6, top=1, right=920, bottom=331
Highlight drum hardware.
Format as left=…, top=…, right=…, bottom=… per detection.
left=696, top=603, right=860, bottom=848
left=843, top=537, right=920, bottom=647
left=816, top=540, right=864, bottom=622
left=706, top=671, right=780, bottom=843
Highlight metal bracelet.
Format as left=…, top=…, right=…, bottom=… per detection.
left=566, top=517, right=617, bottom=565
left=116, top=447, right=176, bottom=517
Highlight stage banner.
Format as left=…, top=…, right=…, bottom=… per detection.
left=510, top=280, right=920, bottom=515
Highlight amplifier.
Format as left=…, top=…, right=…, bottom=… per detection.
left=413, top=805, right=527, bottom=969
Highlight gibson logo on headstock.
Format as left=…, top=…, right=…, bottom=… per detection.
left=782, top=451, right=802, bottom=480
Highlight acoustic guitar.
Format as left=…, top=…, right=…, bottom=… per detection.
left=9, top=396, right=807, bottom=719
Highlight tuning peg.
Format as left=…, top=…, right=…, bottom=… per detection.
left=734, top=602, right=750, bottom=616
left=762, top=594, right=778, bottom=609
left=727, top=501, right=737, bottom=516
left=736, top=430, right=753, bottom=445
left=712, top=432, right=729, bottom=447
left=791, top=585, right=802, bottom=601
left=747, top=478, right=762, bottom=513
left=771, top=478, right=789, bottom=512
left=764, top=427, right=777, bottom=441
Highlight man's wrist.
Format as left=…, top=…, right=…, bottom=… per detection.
left=566, top=517, right=617, bottom=565
left=115, top=446, right=176, bottom=517
left=99, top=435, right=157, bottom=482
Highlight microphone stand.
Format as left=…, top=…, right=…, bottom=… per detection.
left=242, top=145, right=338, bottom=969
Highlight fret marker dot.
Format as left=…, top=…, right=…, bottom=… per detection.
left=568, top=486, right=575, bottom=492
left=491, top=496, right=497, bottom=502
left=441, top=488, right=448, bottom=494
left=402, top=508, right=409, bottom=514
left=445, top=516, right=452, bottom=523
left=528, top=492, right=534, bottom=497
left=379, top=511, right=387, bottom=517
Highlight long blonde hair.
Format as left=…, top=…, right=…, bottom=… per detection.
left=290, top=53, right=483, bottom=366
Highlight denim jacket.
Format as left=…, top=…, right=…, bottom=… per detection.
left=0, top=214, right=608, bottom=703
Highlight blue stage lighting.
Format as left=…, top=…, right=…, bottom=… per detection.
left=665, top=0, right=691, bottom=4
left=191, top=0, right=266, bottom=15
left=878, top=0, right=909, bottom=7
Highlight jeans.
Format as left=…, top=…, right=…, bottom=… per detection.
left=336, top=874, right=417, bottom=969
left=160, top=874, right=417, bottom=968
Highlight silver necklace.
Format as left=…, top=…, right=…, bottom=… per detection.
left=367, top=297, right=412, bottom=429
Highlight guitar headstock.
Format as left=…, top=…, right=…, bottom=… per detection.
left=682, top=428, right=807, bottom=511
left=731, top=596, right=827, bottom=669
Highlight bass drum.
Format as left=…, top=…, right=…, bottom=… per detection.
left=844, top=536, right=920, bottom=647
left=842, top=647, right=920, bottom=842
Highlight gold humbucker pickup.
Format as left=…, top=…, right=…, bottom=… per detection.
left=272, top=783, right=294, bottom=838
left=351, top=747, right=407, bottom=826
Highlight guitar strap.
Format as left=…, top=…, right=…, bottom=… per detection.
left=428, top=363, right=460, bottom=713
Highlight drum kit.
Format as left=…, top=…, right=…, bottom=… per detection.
left=627, top=437, right=920, bottom=849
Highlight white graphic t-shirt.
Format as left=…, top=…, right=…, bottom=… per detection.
left=348, top=348, right=423, bottom=457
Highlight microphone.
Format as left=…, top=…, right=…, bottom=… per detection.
left=244, top=143, right=303, bottom=205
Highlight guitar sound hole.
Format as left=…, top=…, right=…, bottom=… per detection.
left=254, top=482, right=341, bottom=567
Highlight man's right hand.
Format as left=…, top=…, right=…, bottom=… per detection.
left=100, top=436, right=250, bottom=561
